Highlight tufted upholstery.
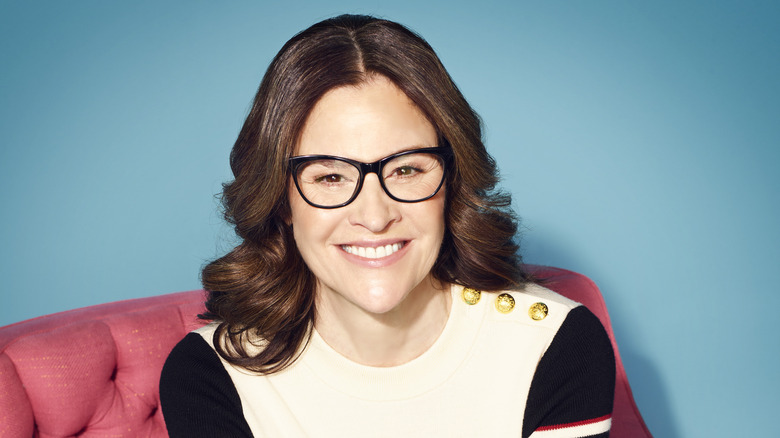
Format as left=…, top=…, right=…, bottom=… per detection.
left=0, top=291, right=207, bottom=437
left=0, top=266, right=651, bottom=437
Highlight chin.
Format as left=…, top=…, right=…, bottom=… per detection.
left=357, top=286, right=411, bottom=315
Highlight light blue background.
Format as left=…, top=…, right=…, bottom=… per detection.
left=1, top=1, right=778, bottom=436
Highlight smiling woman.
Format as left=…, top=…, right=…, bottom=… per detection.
left=160, top=14, right=615, bottom=438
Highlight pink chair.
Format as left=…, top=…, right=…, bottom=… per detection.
left=0, top=291, right=207, bottom=437
left=527, top=265, right=653, bottom=437
left=0, top=266, right=651, bottom=437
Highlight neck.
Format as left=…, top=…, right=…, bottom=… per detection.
left=314, top=278, right=452, bottom=367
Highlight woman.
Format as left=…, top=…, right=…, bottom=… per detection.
left=161, top=14, right=615, bottom=437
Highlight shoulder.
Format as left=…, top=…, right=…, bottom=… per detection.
left=456, top=281, right=611, bottom=359
left=161, top=325, right=226, bottom=387
left=507, top=283, right=614, bottom=384
left=451, top=282, right=585, bottom=368
left=160, top=329, right=234, bottom=411
left=535, top=304, right=615, bottom=384
left=460, top=282, right=580, bottom=332
left=521, top=301, right=616, bottom=437
left=161, top=323, right=235, bottom=396
left=163, top=326, right=219, bottom=370
left=160, top=327, right=254, bottom=437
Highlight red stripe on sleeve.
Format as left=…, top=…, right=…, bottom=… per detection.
left=535, top=414, right=612, bottom=431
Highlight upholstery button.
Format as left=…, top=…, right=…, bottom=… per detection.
left=495, top=293, right=515, bottom=314
left=462, top=288, right=481, bottom=305
left=528, top=302, right=549, bottom=321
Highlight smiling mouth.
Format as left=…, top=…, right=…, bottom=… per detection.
left=341, top=242, right=406, bottom=259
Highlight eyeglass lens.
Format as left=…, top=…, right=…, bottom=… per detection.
left=295, top=151, right=444, bottom=207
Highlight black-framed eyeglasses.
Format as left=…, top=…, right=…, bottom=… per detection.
left=289, top=146, right=449, bottom=209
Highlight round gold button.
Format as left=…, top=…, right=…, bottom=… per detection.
left=495, top=293, right=515, bottom=314
left=462, top=287, right=481, bottom=305
left=528, top=302, right=549, bottom=321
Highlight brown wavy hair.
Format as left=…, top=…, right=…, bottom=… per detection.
left=200, top=14, right=530, bottom=374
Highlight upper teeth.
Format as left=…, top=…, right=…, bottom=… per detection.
left=342, top=242, right=403, bottom=259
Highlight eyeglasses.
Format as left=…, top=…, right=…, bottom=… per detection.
left=289, top=147, right=449, bottom=209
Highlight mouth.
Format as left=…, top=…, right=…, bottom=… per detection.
left=341, top=241, right=406, bottom=259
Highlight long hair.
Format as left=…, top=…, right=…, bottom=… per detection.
left=200, top=14, right=529, bottom=374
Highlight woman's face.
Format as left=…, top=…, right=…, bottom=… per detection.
left=288, top=75, right=446, bottom=317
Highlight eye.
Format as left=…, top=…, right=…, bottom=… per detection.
left=298, top=159, right=358, bottom=186
left=315, top=174, right=348, bottom=184
left=390, top=165, right=422, bottom=177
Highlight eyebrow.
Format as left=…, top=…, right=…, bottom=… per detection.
left=293, top=144, right=440, bottom=161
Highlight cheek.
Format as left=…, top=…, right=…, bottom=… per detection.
left=414, top=196, right=447, bottom=259
left=288, top=182, right=316, bottom=228
left=288, top=191, right=337, bottom=258
left=428, top=193, right=447, bottom=236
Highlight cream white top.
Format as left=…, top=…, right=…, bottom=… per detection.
left=195, top=283, right=580, bottom=437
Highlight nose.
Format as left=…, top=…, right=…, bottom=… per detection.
left=348, top=174, right=400, bottom=232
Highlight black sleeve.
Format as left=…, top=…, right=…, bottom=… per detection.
left=160, top=332, right=254, bottom=438
left=522, top=306, right=616, bottom=438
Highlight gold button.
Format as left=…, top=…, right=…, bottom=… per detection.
left=495, top=293, right=515, bottom=314
left=462, top=287, right=481, bottom=305
left=528, top=302, right=549, bottom=321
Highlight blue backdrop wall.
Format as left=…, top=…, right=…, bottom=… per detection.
left=2, top=1, right=778, bottom=436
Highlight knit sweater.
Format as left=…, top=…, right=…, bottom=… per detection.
left=160, top=283, right=615, bottom=437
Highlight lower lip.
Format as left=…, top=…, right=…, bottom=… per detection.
left=339, top=241, right=410, bottom=267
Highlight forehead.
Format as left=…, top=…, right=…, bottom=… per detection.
left=295, top=76, right=437, bottom=161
